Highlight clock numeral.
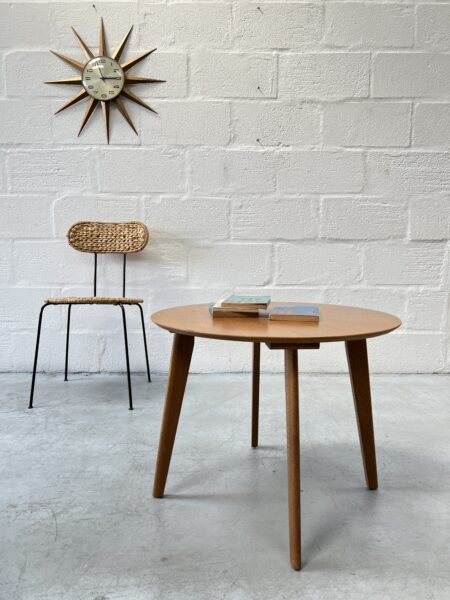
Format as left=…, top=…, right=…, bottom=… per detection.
left=101, top=94, right=107, bottom=98
left=85, top=76, right=91, bottom=81
left=88, top=85, right=94, bottom=89
left=87, top=68, right=93, bottom=72
left=114, top=85, right=120, bottom=89
left=109, top=90, right=115, bottom=94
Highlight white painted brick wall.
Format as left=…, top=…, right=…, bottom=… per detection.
left=142, top=3, right=232, bottom=49
left=417, top=4, right=450, bottom=51
left=413, top=103, right=450, bottom=148
left=321, top=198, right=407, bottom=240
left=191, top=52, right=277, bottom=98
left=189, top=243, right=272, bottom=286
left=0, top=0, right=449, bottom=374
left=233, top=3, right=322, bottom=50
left=232, top=101, right=321, bottom=146
left=278, top=151, right=365, bottom=194
left=323, top=102, right=411, bottom=148
left=0, top=99, right=52, bottom=144
left=141, top=101, right=230, bottom=146
left=279, top=53, right=370, bottom=100
left=409, top=197, right=450, bottom=240
left=145, top=196, right=229, bottom=240
left=367, top=152, right=450, bottom=194
left=7, top=150, right=94, bottom=192
left=276, top=243, right=362, bottom=286
left=364, top=243, right=445, bottom=285
left=97, top=148, right=186, bottom=193
left=190, top=149, right=276, bottom=194
left=232, top=197, right=318, bottom=240
left=324, top=3, right=414, bottom=49
left=372, top=53, right=450, bottom=98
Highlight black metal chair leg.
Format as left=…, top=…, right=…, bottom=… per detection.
left=137, top=303, right=151, bottom=382
left=119, top=304, right=133, bottom=410
left=64, top=304, right=72, bottom=381
left=29, top=303, right=50, bottom=409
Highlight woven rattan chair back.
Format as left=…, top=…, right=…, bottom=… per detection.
left=66, top=221, right=149, bottom=298
left=68, top=221, right=149, bottom=254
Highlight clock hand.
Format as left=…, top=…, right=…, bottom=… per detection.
left=97, top=67, right=105, bottom=81
left=102, top=76, right=121, bottom=80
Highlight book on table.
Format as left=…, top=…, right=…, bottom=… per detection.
left=210, top=299, right=261, bottom=318
left=221, top=294, right=271, bottom=309
left=269, top=305, right=320, bottom=322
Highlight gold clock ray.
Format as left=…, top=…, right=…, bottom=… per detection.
left=45, top=19, right=165, bottom=143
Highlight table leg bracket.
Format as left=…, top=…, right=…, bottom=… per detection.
left=265, top=342, right=320, bottom=350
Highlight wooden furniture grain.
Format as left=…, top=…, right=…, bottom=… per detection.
left=151, top=303, right=401, bottom=570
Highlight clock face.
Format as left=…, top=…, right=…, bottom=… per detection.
left=82, top=56, right=124, bottom=101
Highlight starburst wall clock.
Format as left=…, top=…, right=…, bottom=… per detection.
left=46, top=19, right=165, bottom=143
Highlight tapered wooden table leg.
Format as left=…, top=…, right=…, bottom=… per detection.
left=251, top=342, right=260, bottom=448
left=346, top=339, right=378, bottom=490
left=153, top=333, right=195, bottom=498
left=284, top=348, right=301, bottom=571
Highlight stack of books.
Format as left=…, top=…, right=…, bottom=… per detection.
left=209, top=296, right=320, bottom=322
left=268, top=305, right=319, bottom=322
left=210, top=294, right=271, bottom=318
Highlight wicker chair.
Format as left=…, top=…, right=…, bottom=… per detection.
left=29, top=221, right=151, bottom=410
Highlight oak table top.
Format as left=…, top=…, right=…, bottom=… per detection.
left=151, top=302, right=401, bottom=344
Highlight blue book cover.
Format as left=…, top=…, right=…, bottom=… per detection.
left=269, top=305, right=319, bottom=321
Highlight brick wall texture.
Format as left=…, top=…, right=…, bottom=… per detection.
left=1, top=1, right=449, bottom=374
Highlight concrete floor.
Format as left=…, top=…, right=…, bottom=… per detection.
left=1, top=372, right=450, bottom=600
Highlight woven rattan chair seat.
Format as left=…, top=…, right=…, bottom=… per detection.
left=46, top=297, right=143, bottom=305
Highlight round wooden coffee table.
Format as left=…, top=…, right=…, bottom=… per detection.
left=151, top=303, right=401, bottom=570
